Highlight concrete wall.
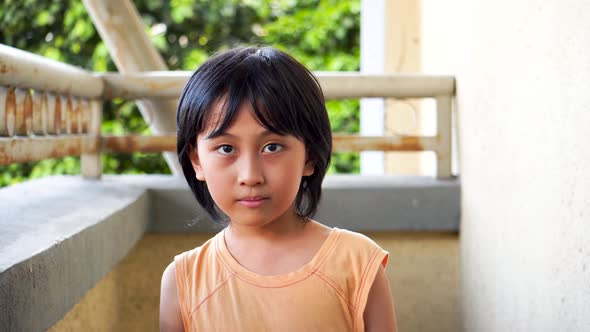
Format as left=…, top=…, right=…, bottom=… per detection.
left=0, top=177, right=150, bottom=331
left=421, top=1, right=590, bottom=331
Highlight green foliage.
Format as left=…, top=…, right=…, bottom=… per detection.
left=0, top=0, right=360, bottom=187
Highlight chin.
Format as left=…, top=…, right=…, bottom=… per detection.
left=227, top=212, right=282, bottom=227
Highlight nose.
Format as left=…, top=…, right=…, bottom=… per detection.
left=237, top=153, right=264, bottom=186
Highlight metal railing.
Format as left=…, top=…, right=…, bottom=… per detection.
left=0, top=44, right=455, bottom=178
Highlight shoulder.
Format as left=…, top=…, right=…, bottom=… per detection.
left=160, top=243, right=207, bottom=332
left=329, top=229, right=392, bottom=330
left=317, top=227, right=389, bottom=283
left=159, top=236, right=218, bottom=332
left=167, top=232, right=235, bottom=316
left=337, top=228, right=379, bottom=245
left=335, top=228, right=389, bottom=265
left=160, top=262, right=184, bottom=331
left=173, top=234, right=219, bottom=279
left=161, top=261, right=179, bottom=301
left=161, top=261, right=178, bottom=296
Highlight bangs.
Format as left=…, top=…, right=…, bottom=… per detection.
left=202, top=55, right=304, bottom=140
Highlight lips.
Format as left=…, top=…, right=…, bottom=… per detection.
left=237, top=196, right=268, bottom=208
left=241, top=196, right=266, bottom=200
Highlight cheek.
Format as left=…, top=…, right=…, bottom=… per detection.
left=196, top=155, right=232, bottom=201
left=202, top=166, right=230, bottom=189
left=204, top=173, right=235, bottom=212
left=268, top=159, right=305, bottom=199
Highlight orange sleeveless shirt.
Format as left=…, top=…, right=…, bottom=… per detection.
left=174, top=227, right=388, bottom=331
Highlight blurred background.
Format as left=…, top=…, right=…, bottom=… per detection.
left=0, top=0, right=362, bottom=187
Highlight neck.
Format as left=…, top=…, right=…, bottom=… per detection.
left=227, top=212, right=309, bottom=243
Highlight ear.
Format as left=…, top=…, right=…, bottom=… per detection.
left=303, top=157, right=315, bottom=177
left=189, top=146, right=206, bottom=181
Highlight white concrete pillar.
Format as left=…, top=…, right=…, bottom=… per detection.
left=361, top=0, right=428, bottom=175
left=360, top=0, right=385, bottom=175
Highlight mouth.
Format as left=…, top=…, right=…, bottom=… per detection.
left=237, top=196, right=269, bottom=208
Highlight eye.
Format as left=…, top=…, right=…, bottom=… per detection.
left=263, top=143, right=283, bottom=153
left=216, top=145, right=235, bottom=155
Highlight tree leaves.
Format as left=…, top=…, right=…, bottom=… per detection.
left=0, top=0, right=361, bottom=187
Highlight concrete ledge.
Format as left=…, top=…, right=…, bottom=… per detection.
left=319, top=175, right=460, bottom=231
left=0, top=174, right=460, bottom=331
left=147, top=174, right=461, bottom=232
left=0, top=176, right=149, bottom=331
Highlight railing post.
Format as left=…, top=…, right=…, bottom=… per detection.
left=31, top=91, right=46, bottom=135
left=435, top=95, right=452, bottom=178
left=81, top=99, right=103, bottom=179
left=0, top=87, right=8, bottom=136
left=2, top=87, right=16, bottom=137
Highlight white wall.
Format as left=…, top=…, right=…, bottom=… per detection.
left=422, top=0, right=590, bottom=331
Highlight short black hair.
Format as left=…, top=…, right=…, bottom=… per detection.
left=176, top=46, right=332, bottom=223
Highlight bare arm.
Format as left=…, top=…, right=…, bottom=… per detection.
left=363, top=266, right=398, bottom=332
left=160, top=262, right=184, bottom=332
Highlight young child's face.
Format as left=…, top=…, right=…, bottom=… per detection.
left=190, top=101, right=315, bottom=227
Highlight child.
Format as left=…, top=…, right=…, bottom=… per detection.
left=160, top=46, right=397, bottom=331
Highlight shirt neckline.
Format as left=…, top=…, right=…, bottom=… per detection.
left=215, top=226, right=341, bottom=287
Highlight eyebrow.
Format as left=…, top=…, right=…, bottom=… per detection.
left=205, top=129, right=279, bottom=140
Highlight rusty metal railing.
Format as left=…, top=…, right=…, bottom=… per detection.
left=0, top=44, right=455, bottom=178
